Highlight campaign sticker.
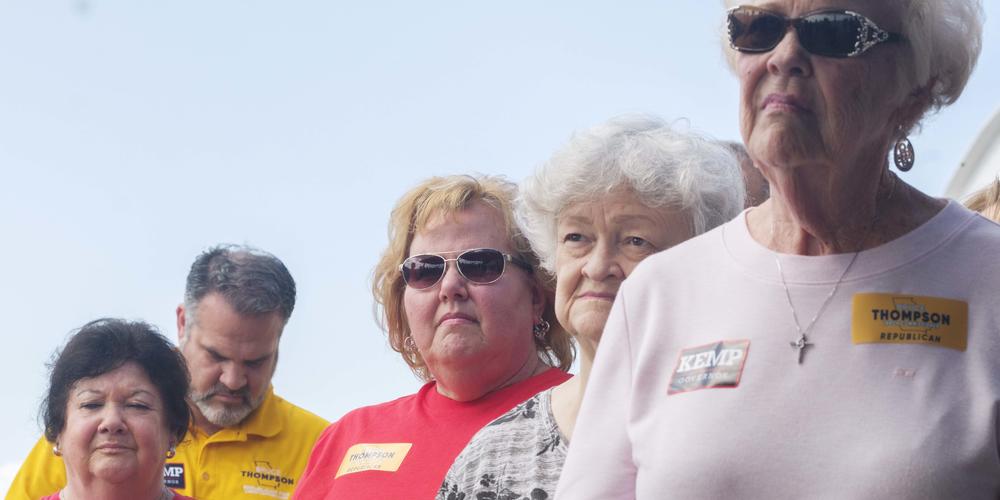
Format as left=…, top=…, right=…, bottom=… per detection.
left=668, top=340, right=750, bottom=395
left=164, top=462, right=185, bottom=489
left=852, top=293, right=968, bottom=351
left=335, top=443, right=413, bottom=478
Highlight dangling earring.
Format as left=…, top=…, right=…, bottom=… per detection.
left=533, top=319, right=550, bottom=341
left=166, top=446, right=176, bottom=459
left=893, top=136, right=915, bottom=172
left=52, top=444, right=62, bottom=457
left=403, top=336, right=417, bottom=352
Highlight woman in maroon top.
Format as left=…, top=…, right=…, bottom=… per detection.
left=40, top=319, right=195, bottom=500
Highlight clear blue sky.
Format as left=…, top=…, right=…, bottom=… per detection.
left=2, top=0, right=998, bottom=485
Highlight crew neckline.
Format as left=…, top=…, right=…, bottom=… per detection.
left=721, top=200, right=976, bottom=284
left=421, top=368, right=566, bottom=414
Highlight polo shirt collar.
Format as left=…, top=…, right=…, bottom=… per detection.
left=237, top=386, right=283, bottom=438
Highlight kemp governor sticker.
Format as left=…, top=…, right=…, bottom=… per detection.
left=669, top=340, right=750, bottom=395
left=851, top=293, right=968, bottom=351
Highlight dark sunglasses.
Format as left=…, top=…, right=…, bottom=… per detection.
left=399, top=248, right=533, bottom=290
left=727, top=6, right=904, bottom=58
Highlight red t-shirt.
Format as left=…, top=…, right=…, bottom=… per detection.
left=294, top=368, right=570, bottom=499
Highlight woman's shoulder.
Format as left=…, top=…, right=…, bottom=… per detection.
left=925, top=201, right=1000, bottom=263
left=482, top=388, right=554, bottom=431
left=954, top=202, right=1000, bottom=239
left=452, top=388, right=560, bottom=462
left=321, top=388, right=426, bottom=436
left=438, top=388, right=565, bottom=500
left=299, top=390, right=419, bottom=450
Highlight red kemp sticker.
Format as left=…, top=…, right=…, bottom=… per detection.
left=668, top=340, right=750, bottom=395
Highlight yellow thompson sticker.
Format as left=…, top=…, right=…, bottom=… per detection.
left=851, top=293, right=968, bottom=351
left=336, top=443, right=413, bottom=478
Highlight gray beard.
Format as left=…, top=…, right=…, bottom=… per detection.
left=190, top=388, right=266, bottom=427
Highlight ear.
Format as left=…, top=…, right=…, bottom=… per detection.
left=528, top=278, right=547, bottom=322
left=893, top=80, right=935, bottom=135
left=176, top=304, right=188, bottom=345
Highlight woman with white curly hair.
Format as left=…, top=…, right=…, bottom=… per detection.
left=436, top=115, right=744, bottom=500
left=558, top=1, right=1000, bottom=498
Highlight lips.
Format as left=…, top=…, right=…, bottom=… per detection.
left=203, top=385, right=249, bottom=405
left=213, top=393, right=245, bottom=404
left=577, top=291, right=617, bottom=300
left=95, top=442, right=132, bottom=452
left=762, top=93, right=810, bottom=113
left=437, top=312, right=477, bottom=326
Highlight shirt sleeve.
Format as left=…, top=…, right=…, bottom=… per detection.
left=6, top=436, right=67, bottom=500
left=555, top=290, right=636, bottom=500
left=291, top=423, right=338, bottom=500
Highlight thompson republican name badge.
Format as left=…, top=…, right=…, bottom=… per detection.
left=336, top=443, right=413, bottom=478
left=851, top=293, right=968, bottom=351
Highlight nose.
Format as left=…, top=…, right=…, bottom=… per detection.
left=220, top=362, right=247, bottom=391
left=581, top=243, right=625, bottom=281
left=766, top=27, right=812, bottom=78
left=437, top=261, right=469, bottom=301
left=98, top=405, right=127, bottom=435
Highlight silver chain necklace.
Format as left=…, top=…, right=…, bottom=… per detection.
left=774, top=172, right=894, bottom=364
left=775, top=249, right=862, bottom=364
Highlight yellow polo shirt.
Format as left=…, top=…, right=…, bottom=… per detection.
left=6, top=388, right=328, bottom=500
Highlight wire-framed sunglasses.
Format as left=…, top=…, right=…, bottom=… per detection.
left=399, top=248, right=533, bottom=290
left=727, top=6, right=904, bottom=58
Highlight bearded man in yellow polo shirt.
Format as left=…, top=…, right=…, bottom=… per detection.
left=8, top=244, right=329, bottom=500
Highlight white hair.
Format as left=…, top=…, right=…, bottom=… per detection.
left=896, top=0, right=983, bottom=122
left=720, top=1, right=984, bottom=130
left=516, top=114, right=745, bottom=274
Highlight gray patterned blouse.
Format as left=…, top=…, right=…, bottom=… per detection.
left=437, top=388, right=566, bottom=500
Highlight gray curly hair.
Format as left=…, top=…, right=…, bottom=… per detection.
left=516, top=114, right=745, bottom=274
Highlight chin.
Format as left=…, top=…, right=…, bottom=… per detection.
left=92, top=461, right=140, bottom=483
left=571, top=315, right=611, bottom=342
left=198, top=400, right=255, bottom=427
left=438, top=340, right=487, bottom=361
left=751, top=129, right=824, bottom=168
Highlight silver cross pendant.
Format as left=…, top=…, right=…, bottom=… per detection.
left=790, top=334, right=813, bottom=364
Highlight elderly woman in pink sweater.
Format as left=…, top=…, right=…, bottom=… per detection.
left=558, top=1, right=1000, bottom=498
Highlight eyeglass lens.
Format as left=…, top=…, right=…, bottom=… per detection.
left=401, top=249, right=507, bottom=289
left=797, top=13, right=861, bottom=56
left=729, top=8, right=863, bottom=57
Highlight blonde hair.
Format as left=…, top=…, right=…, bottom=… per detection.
left=964, top=179, right=1000, bottom=222
left=372, top=174, right=574, bottom=381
